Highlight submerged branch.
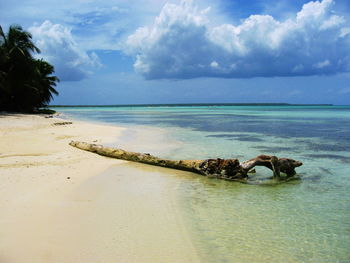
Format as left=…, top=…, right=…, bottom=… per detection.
left=69, top=141, right=303, bottom=181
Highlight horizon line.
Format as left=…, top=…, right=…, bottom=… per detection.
left=49, top=102, right=338, bottom=107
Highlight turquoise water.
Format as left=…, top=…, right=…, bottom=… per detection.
left=53, top=105, right=350, bottom=262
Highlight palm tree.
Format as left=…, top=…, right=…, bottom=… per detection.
left=0, top=26, right=9, bottom=108
left=31, top=59, right=59, bottom=108
left=0, top=24, right=40, bottom=58
left=0, top=24, right=41, bottom=111
left=0, top=24, right=59, bottom=112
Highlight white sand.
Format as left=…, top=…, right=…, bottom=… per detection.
left=0, top=113, right=199, bottom=263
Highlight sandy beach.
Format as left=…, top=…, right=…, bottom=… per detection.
left=0, top=113, right=199, bottom=263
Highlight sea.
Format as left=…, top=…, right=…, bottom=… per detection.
left=52, top=104, right=350, bottom=263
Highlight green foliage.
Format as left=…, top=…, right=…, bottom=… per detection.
left=0, top=24, right=59, bottom=112
left=34, top=108, right=57, bottom=114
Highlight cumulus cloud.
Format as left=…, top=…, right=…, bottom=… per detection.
left=29, top=21, right=101, bottom=81
left=1, top=0, right=174, bottom=51
left=126, top=0, right=350, bottom=79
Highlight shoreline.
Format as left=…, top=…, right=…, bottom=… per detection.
left=56, top=111, right=183, bottom=158
left=0, top=113, right=200, bottom=262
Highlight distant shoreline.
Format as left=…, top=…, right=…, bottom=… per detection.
left=50, top=103, right=336, bottom=107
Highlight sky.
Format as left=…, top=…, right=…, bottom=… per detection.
left=1, top=0, right=350, bottom=105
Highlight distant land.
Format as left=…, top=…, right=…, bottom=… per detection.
left=50, top=103, right=334, bottom=107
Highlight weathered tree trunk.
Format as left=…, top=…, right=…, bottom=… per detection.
left=240, top=155, right=303, bottom=178
left=69, top=141, right=302, bottom=181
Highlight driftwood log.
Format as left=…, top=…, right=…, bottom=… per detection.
left=69, top=141, right=302, bottom=181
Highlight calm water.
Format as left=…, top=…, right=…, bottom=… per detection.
left=53, top=105, right=350, bottom=263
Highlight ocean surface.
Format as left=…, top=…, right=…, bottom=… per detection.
left=53, top=105, right=350, bottom=263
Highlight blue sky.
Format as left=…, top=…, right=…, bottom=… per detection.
left=1, top=0, right=350, bottom=105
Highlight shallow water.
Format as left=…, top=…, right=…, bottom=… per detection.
left=53, top=105, right=350, bottom=263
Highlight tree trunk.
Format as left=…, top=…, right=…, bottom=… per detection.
left=69, top=141, right=302, bottom=181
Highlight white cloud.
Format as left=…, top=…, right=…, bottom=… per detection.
left=0, top=0, right=173, bottom=51
left=126, top=0, right=350, bottom=79
left=29, top=21, right=101, bottom=81
left=210, top=61, right=219, bottom=68
left=314, top=60, right=331, bottom=68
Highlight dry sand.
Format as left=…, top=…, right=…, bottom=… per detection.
left=0, top=113, right=200, bottom=263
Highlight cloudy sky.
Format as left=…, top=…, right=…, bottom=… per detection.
left=1, top=0, right=350, bottom=105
